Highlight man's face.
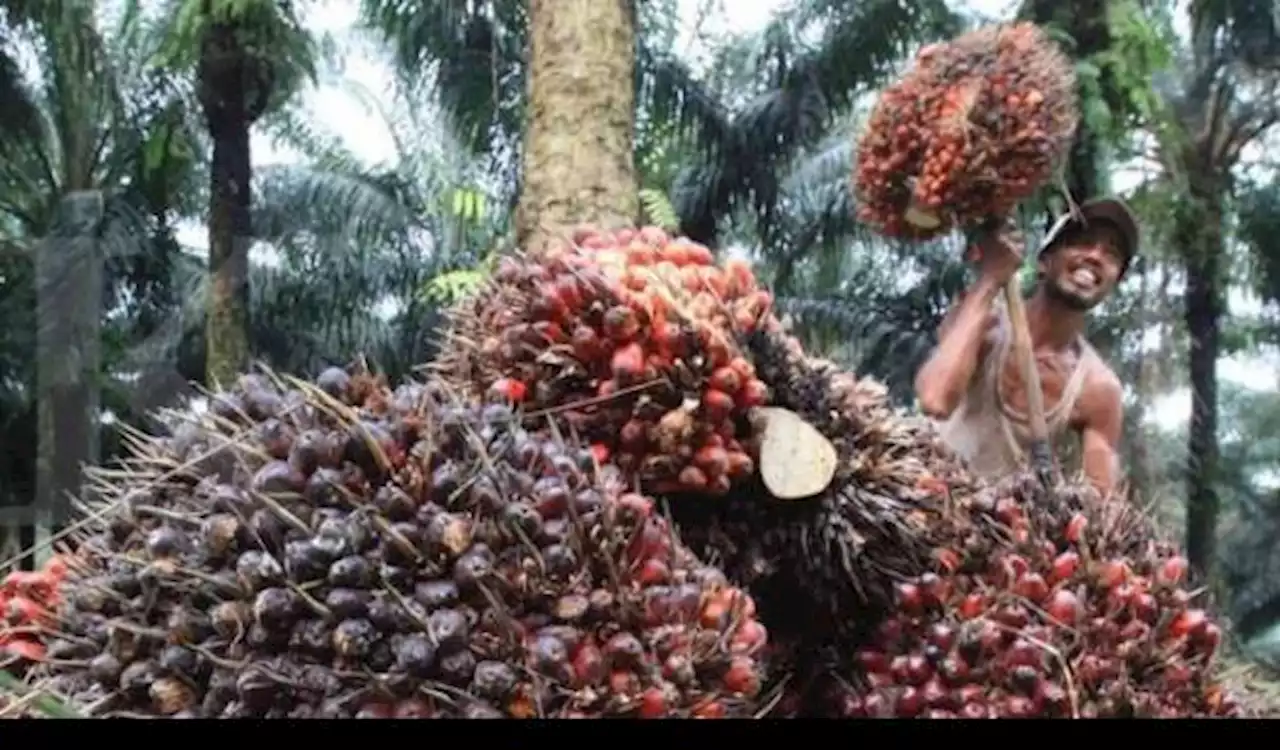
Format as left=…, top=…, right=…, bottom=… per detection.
left=1039, top=225, right=1127, bottom=311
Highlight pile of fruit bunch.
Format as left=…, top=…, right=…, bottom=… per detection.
left=656, top=322, right=1246, bottom=718
left=435, top=225, right=780, bottom=497
left=852, top=21, right=1078, bottom=239
left=432, top=224, right=955, bottom=692
left=0, top=555, right=73, bottom=670
left=809, top=472, right=1242, bottom=718
left=18, top=366, right=771, bottom=718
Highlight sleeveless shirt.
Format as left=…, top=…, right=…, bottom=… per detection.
left=935, top=305, right=1097, bottom=479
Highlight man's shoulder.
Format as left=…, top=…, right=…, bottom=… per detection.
left=1086, top=357, right=1123, bottom=391
left=1080, top=357, right=1124, bottom=415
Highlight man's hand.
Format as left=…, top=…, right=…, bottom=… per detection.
left=968, top=229, right=1024, bottom=285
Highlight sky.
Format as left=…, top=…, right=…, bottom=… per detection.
left=197, top=0, right=1277, bottom=432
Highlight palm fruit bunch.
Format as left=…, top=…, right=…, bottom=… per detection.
left=0, top=555, right=74, bottom=670
left=808, top=473, right=1241, bottom=718
left=435, top=225, right=777, bottom=496
left=852, top=21, right=1078, bottom=239
left=18, top=366, right=771, bottom=718
left=664, top=327, right=953, bottom=677
left=4, top=227, right=1254, bottom=720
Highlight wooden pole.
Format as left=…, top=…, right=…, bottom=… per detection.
left=1002, top=273, right=1056, bottom=490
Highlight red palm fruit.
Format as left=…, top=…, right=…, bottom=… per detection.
left=721, top=656, right=760, bottom=696
left=1168, top=609, right=1208, bottom=640
left=1050, top=551, right=1080, bottom=582
left=1157, top=556, right=1188, bottom=586
left=1045, top=588, right=1081, bottom=625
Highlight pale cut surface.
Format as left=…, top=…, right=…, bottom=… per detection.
left=757, top=406, right=838, bottom=500
left=904, top=203, right=943, bottom=229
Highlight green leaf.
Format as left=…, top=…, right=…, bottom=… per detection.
left=1083, top=97, right=1113, bottom=135
left=423, top=264, right=489, bottom=306
left=1074, top=59, right=1102, bottom=82
left=0, top=669, right=84, bottom=718
left=639, top=188, right=679, bottom=230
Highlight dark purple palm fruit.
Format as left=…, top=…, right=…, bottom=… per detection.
left=29, top=364, right=772, bottom=718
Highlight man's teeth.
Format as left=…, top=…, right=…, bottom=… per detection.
left=1071, top=269, right=1097, bottom=286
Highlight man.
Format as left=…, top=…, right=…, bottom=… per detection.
left=914, top=198, right=1138, bottom=496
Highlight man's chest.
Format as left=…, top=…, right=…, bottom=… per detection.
left=995, top=348, right=1090, bottom=427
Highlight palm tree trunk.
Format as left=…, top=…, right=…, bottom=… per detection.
left=206, top=123, right=252, bottom=387
left=1177, top=166, right=1225, bottom=583
left=34, top=192, right=103, bottom=566
left=1123, top=255, right=1154, bottom=502
left=200, top=24, right=254, bottom=387
left=515, top=0, right=639, bottom=248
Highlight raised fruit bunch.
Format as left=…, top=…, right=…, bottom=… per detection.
left=815, top=473, right=1241, bottom=718
left=24, top=367, right=770, bottom=718
left=436, top=225, right=778, bottom=496
left=853, top=22, right=1078, bottom=239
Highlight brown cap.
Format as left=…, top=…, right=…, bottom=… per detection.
left=1038, top=197, right=1140, bottom=275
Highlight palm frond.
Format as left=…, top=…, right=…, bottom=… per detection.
left=0, top=44, right=42, bottom=145
left=775, top=234, right=969, bottom=400
left=252, top=163, right=417, bottom=245
left=671, top=0, right=962, bottom=245
left=358, top=0, right=526, bottom=163
left=1236, top=178, right=1280, bottom=308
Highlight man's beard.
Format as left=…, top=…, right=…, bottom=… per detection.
left=1043, top=276, right=1103, bottom=311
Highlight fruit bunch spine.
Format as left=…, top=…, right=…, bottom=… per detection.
left=434, top=225, right=775, bottom=497
left=20, top=366, right=772, bottom=719
left=853, top=22, right=1079, bottom=239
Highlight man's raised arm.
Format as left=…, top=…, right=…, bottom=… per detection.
left=914, top=233, right=1021, bottom=419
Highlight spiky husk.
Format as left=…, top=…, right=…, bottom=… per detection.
left=853, top=21, right=1078, bottom=239
left=666, top=326, right=974, bottom=679
left=17, top=367, right=771, bottom=718
left=433, top=225, right=774, bottom=497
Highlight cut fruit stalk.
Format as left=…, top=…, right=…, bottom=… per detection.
left=756, top=406, right=838, bottom=501
left=903, top=203, right=942, bottom=230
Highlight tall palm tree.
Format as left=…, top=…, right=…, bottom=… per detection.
left=0, top=0, right=204, bottom=557
left=358, top=0, right=961, bottom=249
left=1149, top=0, right=1280, bottom=581
left=154, top=0, right=316, bottom=386
left=516, top=0, right=638, bottom=244
left=107, top=32, right=509, bottom=392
